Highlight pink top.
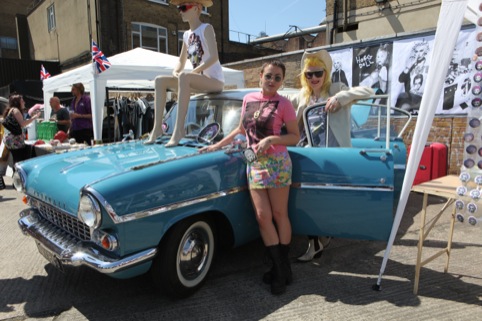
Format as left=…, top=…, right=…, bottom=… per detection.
left=241, top=91, right=296, bottom=154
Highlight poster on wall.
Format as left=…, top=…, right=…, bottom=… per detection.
left=390, top=35, right=435, bottom=113
left=352, top=42, right=393, bottom=101
left=329, top=48, right=353, bottom=88
left=437, top=28, right=478, bottom=114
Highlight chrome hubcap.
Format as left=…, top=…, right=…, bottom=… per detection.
left=179, top=228, right=209, bottom=281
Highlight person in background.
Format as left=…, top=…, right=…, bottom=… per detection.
left=200, top=60, right=300, bottom=295
left=291, top=50, right=374, bottom=262
left=1, top=94, right=40, bottom=166
left=49, top=96, right=70, bottom=133
left=69, top=83, right=93, bottom=145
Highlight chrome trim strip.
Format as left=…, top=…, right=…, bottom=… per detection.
left=117, top=186, right=248, bottom=223
left=394, top=164, right=406, bottom=170
left=18, top=209, right=157, bottom=274
left=86, top=185, right=248, bottom=224
left=291, top=182, right=394, bottom=192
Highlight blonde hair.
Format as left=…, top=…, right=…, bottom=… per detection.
left=300, top=56, right=332, bottom=104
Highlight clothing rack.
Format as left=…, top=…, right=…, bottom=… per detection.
left=104, top=87, right=157, bottom=142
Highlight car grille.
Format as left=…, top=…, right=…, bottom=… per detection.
left=36, top=201, right=90, bottom=241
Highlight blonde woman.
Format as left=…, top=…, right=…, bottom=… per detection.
left=291, top=50, right=374, bottom=261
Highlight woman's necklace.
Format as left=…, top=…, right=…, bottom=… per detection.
left=253, top=101, right=269, bottom=120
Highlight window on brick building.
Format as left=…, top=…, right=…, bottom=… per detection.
left=0, top=37, right=18, bottom=50
left=148, top=0, right=168, bottom=4
left=47, top=4, right=56, bottom=32
left=132, top=22, right=168, bottom=53
left=177, top=30, right=185, bottom=55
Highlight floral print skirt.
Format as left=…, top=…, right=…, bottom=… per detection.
left=247, top=151, right=292, bottom=189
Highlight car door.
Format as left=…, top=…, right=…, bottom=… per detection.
left=289, top=101, right=397, bottom=241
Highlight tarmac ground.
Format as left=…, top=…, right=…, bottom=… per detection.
left=1, top=175, right=481, bottom=321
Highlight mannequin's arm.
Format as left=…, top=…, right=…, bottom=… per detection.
left=192, top=24, right=219, bottom=74
left=173, top=42, right=188, bottom=77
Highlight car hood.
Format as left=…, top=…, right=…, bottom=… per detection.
left=19, top=140, right=215, bottom=215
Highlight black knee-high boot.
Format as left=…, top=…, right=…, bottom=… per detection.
left=263, top=244, right=292, bottom=285
left=266, top=244, right=287, bottom=295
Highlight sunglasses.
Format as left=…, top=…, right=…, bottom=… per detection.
left=264, top=74, right=283, bottom=82
left=305, top=70, right=325, bottom=79
left=177, top=4, right=195, bottom=12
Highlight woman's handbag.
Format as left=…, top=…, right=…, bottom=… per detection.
left=243, top=147, right=258, bottom=163
left=2, top=113, right=23, bottom=135
left=3, top=133, right=25, bottom=150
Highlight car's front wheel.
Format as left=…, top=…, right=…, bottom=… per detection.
left=151, top=217, right=216, bottom=299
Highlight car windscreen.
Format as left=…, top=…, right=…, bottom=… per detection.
left=164, top=99, right=243, bottom=138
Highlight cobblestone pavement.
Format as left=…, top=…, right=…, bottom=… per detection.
left=1, top=175, right=481, bottom=321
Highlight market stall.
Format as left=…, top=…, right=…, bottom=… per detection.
left=42, top=48, right=245, bottom=142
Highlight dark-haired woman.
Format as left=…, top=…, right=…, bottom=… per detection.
left=201, top=60, right=300, bottom=295
left=2, top=94, right=39, bottom=165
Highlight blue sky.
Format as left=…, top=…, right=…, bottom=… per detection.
left=228, top=0, right=327, bottom=42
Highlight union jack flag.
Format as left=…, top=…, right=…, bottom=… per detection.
left=40, top=64, right=51, bottom=80
left=92, top=41, right=111, bottom=74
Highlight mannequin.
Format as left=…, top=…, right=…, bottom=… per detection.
left=145, top=0, right=225, bottom=146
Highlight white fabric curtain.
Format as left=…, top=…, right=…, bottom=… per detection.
left=376, top=0, right=472, bottom=288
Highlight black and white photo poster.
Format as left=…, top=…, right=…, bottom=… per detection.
left=390, top=36, right=435, bottom=113
left=437, top=29, right=478, bottom=114
left=329, top=48, right=353, bottom=88
left=353, top=43, right=392, bottom=98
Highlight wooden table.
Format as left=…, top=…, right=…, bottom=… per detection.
left=410, top=175, right=461, bottom=295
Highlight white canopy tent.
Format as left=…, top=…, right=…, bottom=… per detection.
left=375, top=0, right=480, bottom=290
left=42, top=47, right=245, bottom=141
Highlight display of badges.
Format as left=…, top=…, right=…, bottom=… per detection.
left=456, top=22, right=482, bottom=229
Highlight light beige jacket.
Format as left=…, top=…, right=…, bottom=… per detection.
left=289, top=83, right=374, bottom=147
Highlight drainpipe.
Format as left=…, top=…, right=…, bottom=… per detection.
left=343, top=0, right=348, bottom=31
left=330, top=0, right=339, bottom=44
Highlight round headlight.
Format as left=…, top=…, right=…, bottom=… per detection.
left=78, top=194, right=101, bottom=228
left=12, top=171, right=25, bottom=192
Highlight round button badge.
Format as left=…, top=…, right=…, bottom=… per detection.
left=472, top=97, right=482, bottom=108
left=459, top=171, right=471, bottom=183
left=470, top=188, right=481, bottom=200
left=473, top=85, right=482, bottom=96
left=457, top=185, right=468, bottom=196
left=469, top=118, right=481, bottom=128
left=464, top=158, right=475, bottom=168
left=466, top=145, right=477, bottom=154
left=475, top=72, right=482, bottom=83
left=467, top=202, right=478, bottom=213
left=475, top=175, right=482, bottom=185
left=455, top=199, right=465, bottom=210
left=464, top=133, right=474, bottom=142
left=476, top=60, right=482, bottom=71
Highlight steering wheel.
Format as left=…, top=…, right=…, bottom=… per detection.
left=197, top=123, right=221, bottom=144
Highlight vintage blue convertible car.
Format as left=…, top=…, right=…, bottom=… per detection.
left=15, top=89, right=410, bottom=298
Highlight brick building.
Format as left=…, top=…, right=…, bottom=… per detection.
left=24, top=0, right=279, bottom=72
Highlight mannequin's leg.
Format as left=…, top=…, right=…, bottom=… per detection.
left=144, top=75, right=177, bottom=144
left=166, top=73, right=224, bottom=147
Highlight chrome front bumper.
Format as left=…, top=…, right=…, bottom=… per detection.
left=18, top=208, right=157, bottom=274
